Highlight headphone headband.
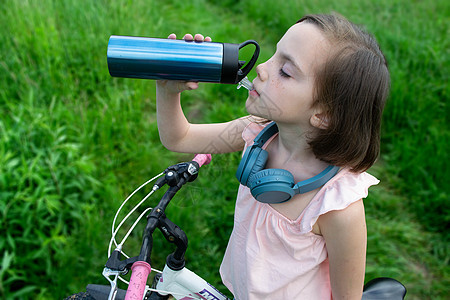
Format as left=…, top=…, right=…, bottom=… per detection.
left=294, top=165, right=340, bottom=194
left=253, top=122, right=278, bottom=147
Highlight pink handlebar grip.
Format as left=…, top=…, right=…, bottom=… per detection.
left=125, top=261, right=151, bottom=300
left=193, top=154, right=212, bottom=167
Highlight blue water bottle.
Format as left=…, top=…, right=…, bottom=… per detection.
left=107, top=35, right=260, bottom=84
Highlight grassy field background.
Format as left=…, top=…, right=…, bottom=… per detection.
left=0, top=0, right=448, bottom=299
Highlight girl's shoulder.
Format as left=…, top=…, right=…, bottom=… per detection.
left=299, top=169, right=379, bottom=233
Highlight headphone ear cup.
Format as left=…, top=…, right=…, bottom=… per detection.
left=248, top=169, right=296, bottom=203
left=245, top=149, right=268, bottom=184
left=239, top=148, right=268, bottom=186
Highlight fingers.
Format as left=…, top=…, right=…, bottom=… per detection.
left=182, top=34, right=205, bottom=41
left=192, top=34, right=212, bottom=42
left=160, top=32, right=209, bottom=93
left=194, top=34, right=203, bottom=41
left=172, top=81, right=199, bottom=93
left=182, top=33, right=193, bottom=41
left=168, top=33, right=211, bottom=42
left=156, top=80, right=199, bottom=93
left=185, top=81, right=199, bottom=90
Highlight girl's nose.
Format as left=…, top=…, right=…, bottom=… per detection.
left=256, top=63, right=268, bottom=82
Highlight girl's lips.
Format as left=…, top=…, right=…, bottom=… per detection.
left=249, top=89, right=260, bottom=98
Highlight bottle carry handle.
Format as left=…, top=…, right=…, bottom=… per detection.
left=237, top=40, right=260, bottom=82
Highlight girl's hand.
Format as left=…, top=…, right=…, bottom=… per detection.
left=156, top=33, right=212, bottom=94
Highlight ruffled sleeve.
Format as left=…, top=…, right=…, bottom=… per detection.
left=299, top=169, right=379, bottom=233
left=242, top=122, right=267, bottom=147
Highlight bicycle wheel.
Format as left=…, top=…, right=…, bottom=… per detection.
left=64, top=292, right=96, bottom=300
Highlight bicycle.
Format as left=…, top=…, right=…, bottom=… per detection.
left=65, top=154, right=406, bottom=300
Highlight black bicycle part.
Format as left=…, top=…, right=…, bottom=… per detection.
left=362, top=277, right=407, bottom=299
left=147, top=273, right=171, bottom=300
left=139, top=160, right=200, bottom=262
left=86, top=285, right=127, bottom=300
left=158, top=212, right=188, bottom=270
left=147, top=292, right=171, bottom=300
left=73, top=161, right=202, bottom=299
left=104, top=160, right=200, bottom=274
left=105, top=250, right=139, bottom=273
left=164, top=161, right=200, bottom=187
left=64, top=291, right=97, bottom=300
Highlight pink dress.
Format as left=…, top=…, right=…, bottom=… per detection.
left=220, top=123, right=379, bottom=300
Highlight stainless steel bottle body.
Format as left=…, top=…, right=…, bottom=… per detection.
left=107, top=36, right=259, bottom=84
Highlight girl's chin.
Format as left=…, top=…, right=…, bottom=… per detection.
left=245, top=100, right=266, bottom=119
left=245, top=99, right=254, bottom=115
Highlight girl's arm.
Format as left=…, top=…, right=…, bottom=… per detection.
left=156, top=81, right=250, bottom=153
left=155, top=33, right=251, bottom=154
left=319, top=199, right=367, bottom=300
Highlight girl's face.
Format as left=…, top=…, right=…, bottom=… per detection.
left=246, top=22, right=330, bottom=128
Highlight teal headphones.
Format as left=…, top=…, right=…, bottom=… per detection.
left=236, top=122, right=340, bottom=203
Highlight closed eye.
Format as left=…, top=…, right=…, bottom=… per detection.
left=279, top=68, right=290, bottom=78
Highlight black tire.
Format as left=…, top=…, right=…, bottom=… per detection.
left=64, top=292, right=96, bottom=300
left=65, top=285, right=127, bottom=300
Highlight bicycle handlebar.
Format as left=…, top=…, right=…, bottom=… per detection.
left=192, top=154, right=212, bottom=167
left=123, top=154, right=212, bottom=300
left=125, top=261, right=151, bottom=300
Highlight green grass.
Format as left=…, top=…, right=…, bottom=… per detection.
left=0, top=0, right=448, bottom=299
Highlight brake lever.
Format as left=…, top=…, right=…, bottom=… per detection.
left=102, top=267, right=124, bottom=300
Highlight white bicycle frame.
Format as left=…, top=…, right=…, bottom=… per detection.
left=154, top=265, right=229, bottom=300
left=101, top=261, right=229, bottom=300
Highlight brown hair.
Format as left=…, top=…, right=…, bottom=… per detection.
left=298, top=14, right=390, bottom=172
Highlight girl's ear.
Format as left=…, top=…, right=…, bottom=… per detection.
left=310, top=112, right=329, bottom=129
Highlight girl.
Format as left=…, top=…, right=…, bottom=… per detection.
left=156, top=13, right=390, bottom=300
